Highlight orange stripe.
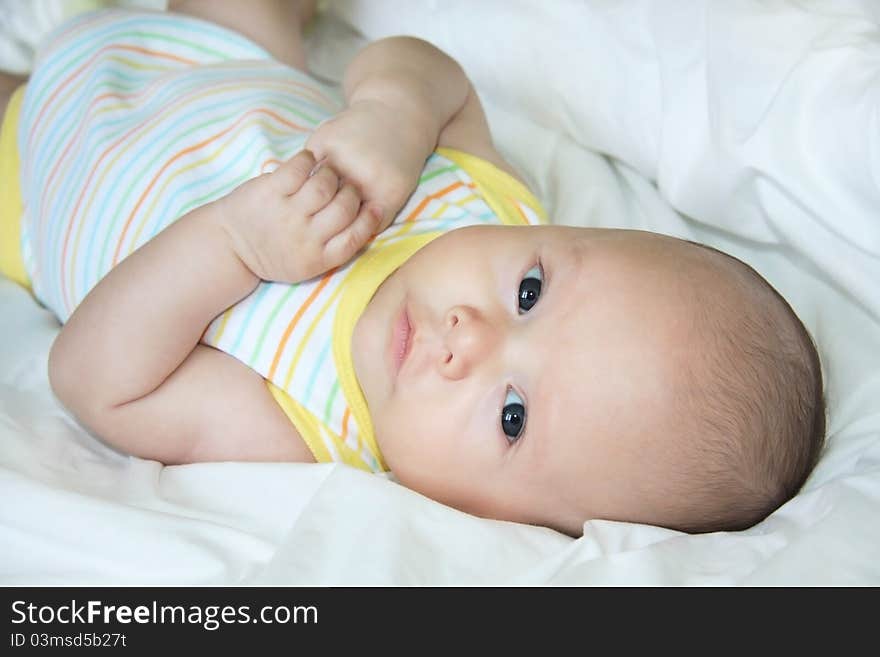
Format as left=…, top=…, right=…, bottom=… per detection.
left=129, top=118, right=300, bottom=249
left=27, top=43, right=196, bottom=149
left=53, top=71, right=330, bottom=209
left=56, top=110, right=162, bottom=312
left=59, top=77, right=321, bottom=309
left=281, top=283, right=345, bottom=390
left=42, top=88, right=151, bottom=216
left=266, top=270, right=336, bottom=379
left=209, top=306, right=235, bottom=344
left=110, top=107, right=306, bottom=266
left=45, top=74, right=314, bottom=201
left=340, top=407, right=351, bottom=442
left=404, top=181, right=464, bottom=223
left=513, top=199, right=530, bottom=224
left=119, top=43, right=196, bottom=66
left=402, top=181, right=475, bottom=223
left=45, top=52, right=197, bottom=310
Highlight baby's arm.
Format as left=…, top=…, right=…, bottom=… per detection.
left=48, top=150, right=380, bottom=464
left=307, top=37, right=525, bottom=225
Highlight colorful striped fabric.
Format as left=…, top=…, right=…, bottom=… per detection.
left=19, top=9, right=546, bottom=472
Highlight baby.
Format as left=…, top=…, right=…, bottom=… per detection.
left=0, top=0, right=825, bottom=536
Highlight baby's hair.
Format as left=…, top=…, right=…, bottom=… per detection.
left=666, top=240, right=826, bottom=533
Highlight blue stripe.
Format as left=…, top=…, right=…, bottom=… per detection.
left=25, top=14, right=276, bottom=303
left=25, top=12, right=269, bottom=121
left=301, top=340, right=332, bottom=406
left=79, top=85, right=279, bottom=292
left=229, top=283, right=272, bottom=354
left=141, top=127, right=298, bottom=242
left=38, top=72, right=245, bottom=300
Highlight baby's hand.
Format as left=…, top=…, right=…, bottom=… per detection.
left=216, top=150, right=384, bottom=283
left=305, top=99, right=435, bottom=231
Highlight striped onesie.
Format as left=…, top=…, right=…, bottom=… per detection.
left=13, top=9, right=547, bottom=471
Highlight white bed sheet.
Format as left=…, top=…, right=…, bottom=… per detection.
left=1, top=0, right=878, bottom=584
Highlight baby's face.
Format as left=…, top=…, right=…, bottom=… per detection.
left=352, top=225, right=711, bottom=534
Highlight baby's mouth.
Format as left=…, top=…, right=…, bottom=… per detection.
left=390, top=301, right=413, bottom=382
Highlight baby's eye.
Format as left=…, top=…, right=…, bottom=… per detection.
left=518, top=265, right=543, bottom=314
left=501, top=388, right=527, bottom=444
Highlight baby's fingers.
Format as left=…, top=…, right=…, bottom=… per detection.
left=270, top=149, right=318, bottom=195
left=294, top=162, right=341, bottom=215
left=323, top=203, right=384, bottom=268
left=311, top=183, right=361, bottom=239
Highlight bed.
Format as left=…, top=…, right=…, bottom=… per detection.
left=1, top=0, right=878, bottom=585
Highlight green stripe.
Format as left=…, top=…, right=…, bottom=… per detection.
left=38, top=76, right=142, bottom=189
left=324, top=381, right=340, bottom=425
left=248, top=284, right=300, bottom=367
left=175, top=143, right=274, bottom=217
left=125, top=30, right=231, bottom=60
left=30, top=28, right=233, bottom=116
left=95, top=93, right=316, bottom=273
left=74, top=81, right=259, bottom=294
left=419, top=164, right=457, bottom=184
left=95, top=110, right=241, bottom=273
left=128, top=115, right=310, bottom=247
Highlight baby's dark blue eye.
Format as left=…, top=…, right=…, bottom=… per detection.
left=501, top=388, right=527, bottom=443
left=518, top=265, right=543, bottom=314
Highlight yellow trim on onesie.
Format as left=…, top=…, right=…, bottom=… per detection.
left=0, top=84, right=30, bottom=290
left=333, top=231, right=441, bottom=471
left=436, top=148, right=548, bottom=225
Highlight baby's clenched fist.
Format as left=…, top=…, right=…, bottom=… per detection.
left=214, top=149, right=384, bottom=283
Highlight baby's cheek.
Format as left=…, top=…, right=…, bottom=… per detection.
left=377, top=394, right=447, bottom=467
left=373, top=395, right=420, bottom=458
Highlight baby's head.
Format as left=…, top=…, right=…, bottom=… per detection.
left=352, top=225, right=825, bottom=535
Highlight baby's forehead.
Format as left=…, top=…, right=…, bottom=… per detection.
left=518, top=225, right=710, bottom=273
left=526, top=326, right=685, bottom=508
left=550, top=232, right=714, bottom=308
left=529, top=232, right=713, bottom=431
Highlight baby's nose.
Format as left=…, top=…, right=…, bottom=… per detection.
left=438, top=305, right=496, bottom=380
